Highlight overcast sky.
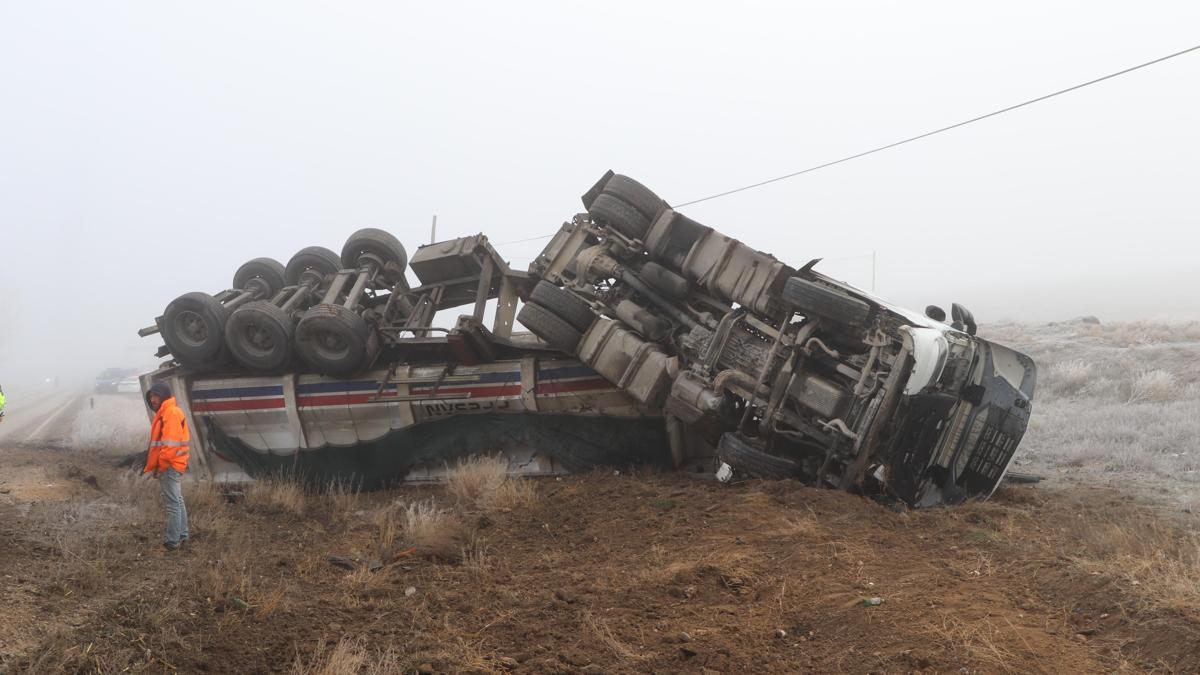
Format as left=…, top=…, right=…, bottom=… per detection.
left=1, top=1, right=1197, bottom=388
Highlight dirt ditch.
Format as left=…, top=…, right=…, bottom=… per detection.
left=1, top=446, right=1198, bottom=673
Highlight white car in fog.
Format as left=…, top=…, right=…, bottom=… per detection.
left=116, top=375, right=141, bottom=394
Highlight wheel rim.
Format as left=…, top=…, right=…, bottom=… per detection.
left=241, top=321, right=276, bottom=356
left=175, top=310, right=209, bottom=347
left=313, top=329, right=351, bottom=361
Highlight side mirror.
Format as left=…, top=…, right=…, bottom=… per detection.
left=924, top=305, right=946, bottom=322
left=951, top=303, right=977, bottom=336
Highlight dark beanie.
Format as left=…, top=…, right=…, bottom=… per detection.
left=146, top=381, right=172, bottom=407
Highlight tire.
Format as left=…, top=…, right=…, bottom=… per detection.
left=782, top=277, right=871, bottom=325
left=341, top=228, right=408, bottom=284
left=225, top=301, right=295, bottom=372
left=285, top=246, right=342, bottom=287
left=162, top=292, right=231, bottom=367
left=529, top=281, right=595, bottom=332
left=180, top=351, right=231, bottom=374
left=589, top=193, right=651, bottom=240
left=233, top=258, right=286, bottom=298
left=639, top=262, right=689, bottom=299
left=518, top=302, right=582, bottom=352
left=602, top=174, right=667, bottom=222
left=717, top=432, right=802, bottom=480
left=295, top=304, right=377, bottom=375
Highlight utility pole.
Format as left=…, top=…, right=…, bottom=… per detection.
left=430, top=215, right=437, bottom=244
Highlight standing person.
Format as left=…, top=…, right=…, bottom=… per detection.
left=143, top=382, right=190, bottom=551
left=0, top=384, right=6, bottom=424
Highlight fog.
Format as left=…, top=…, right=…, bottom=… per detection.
left=1, top=1, right=1197, bottom=390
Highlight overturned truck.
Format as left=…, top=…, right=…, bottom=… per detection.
left=140, top=172, right=1035, bottom=506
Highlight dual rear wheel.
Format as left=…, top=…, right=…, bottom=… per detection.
left=516, top=281, right=596, bottom=353
left=584, top=174, right=667, bottom=240
left=162, top=229, right=407, bottom=375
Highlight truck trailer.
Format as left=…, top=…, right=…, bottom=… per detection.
left=139, top=172, right=1036, bottom=506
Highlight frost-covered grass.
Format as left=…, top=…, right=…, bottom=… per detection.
left=69, top=393, right=148, bottom=454
left=981, top=320, right=1200, bottom=491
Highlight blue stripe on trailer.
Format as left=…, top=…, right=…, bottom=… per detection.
left=192, top=385, right=284, bottom=400
left=538, top=365, right=599, bottom=381
left=298, top=371, right=522, bottom=394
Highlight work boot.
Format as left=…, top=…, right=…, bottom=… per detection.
left=163, top=541, right=180, bottom=552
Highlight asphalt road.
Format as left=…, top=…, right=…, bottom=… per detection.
left=0, top=388, right=88, bottom=449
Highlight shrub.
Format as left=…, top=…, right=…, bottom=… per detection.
left=401, top=499, right=466, bottom=561
left=244, top=478, right=305, bottom=516
left=1128, top=369, right=1179, bottom=404
left=444, top=455, right=537, bottom=512
left=1046, top=359, right=1093, bottom=396
left=290, top=638, right=398, bottom=675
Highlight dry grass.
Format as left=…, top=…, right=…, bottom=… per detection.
left=324, top=478, right=362, bottom=520
left=583, top=611, right=646, bottom=662
left=963, top=488, right=1200, bottom=621
left=399, top=498, right=467, bottom=561
left=290, top=638, right=399, bottom=675
left=991, top=320, right=1200, bottom=482
left=374, top=503, right=402, bottom=555
left=198, top=530, right=256, bottom=602
left=1067, top=515, right=1200, bottom=615
left=445, top=455, right=508, bottom=504
left=113, top=470, right=162, bottom=516
left=460, top=534, right=492, bottom=579
left=69, top=394, right=148, bottom=454
left=43, top=518, right=124, bottom=597
left=1045, top=359, right=1093, bottom=396
left=244, top=477, right=306, bottom=516
left=1076, top=320, right=1200, bottom=347
left=444, top=455, right=538, bottom=512
left=1127, top=369, right=1180, bottom=403
left=927, top=614, right=1018, bottom=673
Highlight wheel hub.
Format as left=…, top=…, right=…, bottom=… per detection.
left=315, top=329, right=350, bottom=359
left=176, top=310, right=208, bottom=346
left=243, top=322, right=275, bottom=353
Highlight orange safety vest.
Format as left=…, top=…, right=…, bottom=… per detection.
left=144, top=396, right=190, bottom=474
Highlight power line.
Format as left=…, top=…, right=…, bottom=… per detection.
left=494, top=233, right=555, bottom=246
left=491, top=43, right=1199, bottom=247
left=674, top=43, right=1200, bottom=207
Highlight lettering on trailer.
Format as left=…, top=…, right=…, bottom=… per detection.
left=421, top=399, right=512, bottom=417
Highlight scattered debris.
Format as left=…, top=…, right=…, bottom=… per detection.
left=327, top=554, right=384, bottom=572
left=326, top=555, right=358, bottom=571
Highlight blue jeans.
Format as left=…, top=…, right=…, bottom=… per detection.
left=159, top=468, right=190, bottom=545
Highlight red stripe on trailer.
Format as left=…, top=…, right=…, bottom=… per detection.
left=297, top=393, right=389, bottom=407
left=191, top=380, right=609, bottom=411
left=298, top=384, right=524, bottom=407
left=192, top=398, right=285, bottom=412
left=408, top=384, right=522, bottom=399
left=297, top=394, right=355, bottom=407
